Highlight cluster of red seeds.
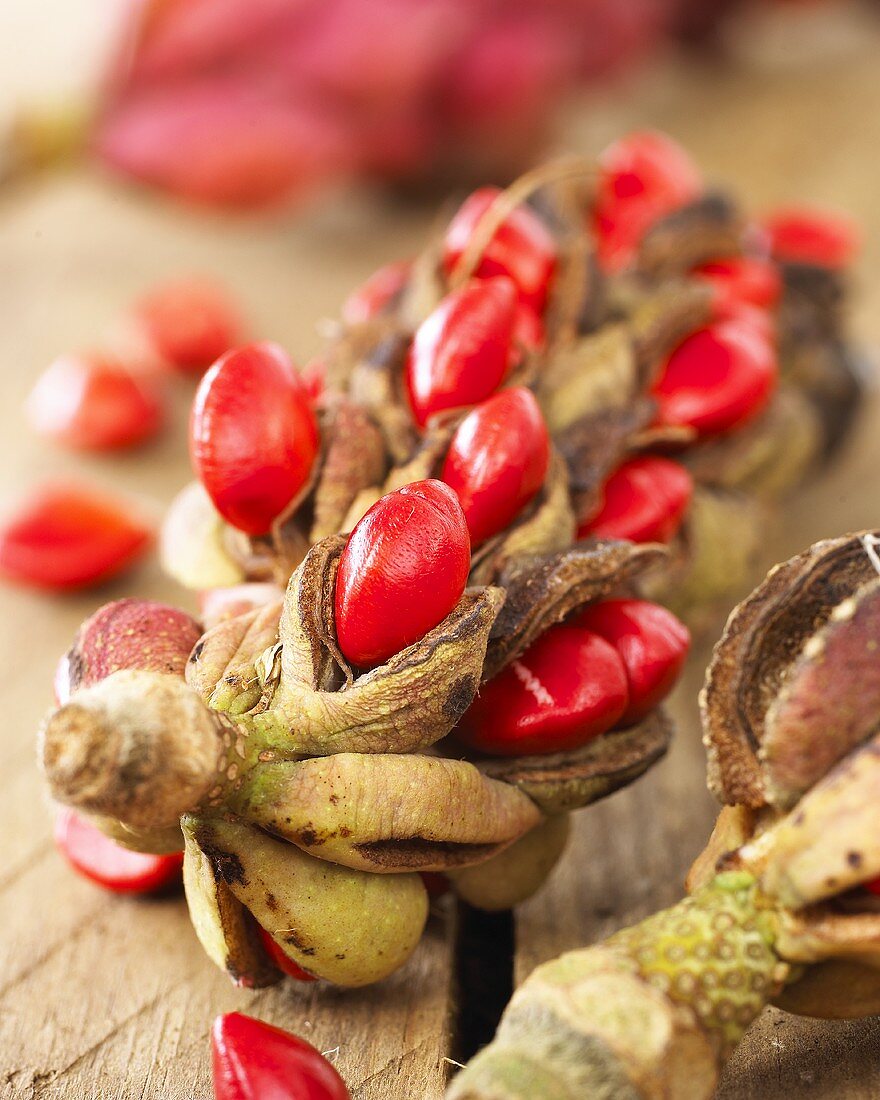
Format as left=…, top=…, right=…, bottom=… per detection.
left=34, top=137, right=863, bottom=916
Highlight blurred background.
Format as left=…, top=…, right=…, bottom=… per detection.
left=3, top=1, right=880, bottom=1096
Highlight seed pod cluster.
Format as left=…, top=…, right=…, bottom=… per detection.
left=40, top=133, right=861, bottom=993
left=449, top=531, right=880, bottom=1099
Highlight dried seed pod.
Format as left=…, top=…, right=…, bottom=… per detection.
left=450, top=534, right=880, bottom=1098
left=182, top=815, right=428, bottom=987
left=702, top=531, right=880, bottom=808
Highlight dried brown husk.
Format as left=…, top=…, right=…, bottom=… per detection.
left=308, top=397, right=387, bottom=540
left=481, top=540, right=667, bottom=681
left=701, top=531, right=880, bottom=808
left=231, top=753, right=543, bottom=872
left=475, top=710, right=672, bottom=814
left=635, top=192, right=746, bottom=277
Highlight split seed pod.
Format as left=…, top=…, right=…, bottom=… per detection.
left=449, top=532, right=880, bottom=1099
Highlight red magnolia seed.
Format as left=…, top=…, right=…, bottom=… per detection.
left=442, top=186, right=557, bottom=312
left=458, top=624, right=629, bottom=756
left=693, top=256, right=782, bottom=311
left=405, top=277, right=518, bottom=428
left=441, top=387, right=550, bottom=546
left=575, top=599, right=690, bottom=726
left=651, top=321, right=776, bottom=437
left=761, top=207, right=860, bottom=269
left=334, top=480, right=470, bottom=668
left=54, top=807, right=183, bottom=894
left=257, top=926, right=318, bottom=983
left=26, top=352, right=164, bottom=451
left=134, top=278, right=242, bottom=374
left=593, top=130, right=702, bottom=272
left=866, top=879, right=880, bottom=896
left=212, top=1013, right=350, bottom=1100
left=0, top=482, right=152, bottom=590
left=342, top=259, right=412, bottom=325
left=190, top=342, right=319, bottom=536
left=577, top=456, right=693, bottom=544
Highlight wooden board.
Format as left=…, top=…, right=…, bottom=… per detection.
left=2, top=6, right=880, bottom=1097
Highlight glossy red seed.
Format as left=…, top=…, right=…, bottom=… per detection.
left=257, top=926, right=319, bottom=983
left=866, top=879, right=880, bottom=897
left=761, top=207, right=860, bottom=269
left=577, top=456, right=693, bottom=544
left=594, top=130, right=702, bottom=272
left=0, top=483, right=152, bottom=591
left=458, top=625, right=629, bottom=756
left=26, top=352, right=164, bottom=451
left=135, top=278, right=242, bottom=374
left=405, top=277, right=517, bottom=428
left=651, top=321, right=776, bottom=437
left=441, top=387, right=550, bottom=546
left=575, top=599, right=690, bottom=726
left=54, top=807, right=183, bottom=894
left=342, top=259, right=411, bottom=325
left=212, top=1013, right=350, bottom=1100
left=442, top=186, right=557, bottom=312
left=693, top=256, right=782, bottom=311
left=334, top=480, right=470, bottom=668
left=190, top=342, right=319, bottom=536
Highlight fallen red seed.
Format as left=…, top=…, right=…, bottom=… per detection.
left=342, top=259, right=411, bottom=325
left=442, top=387, right=550, bottom=546
left=212, top=1013, right=350, bottom=1100
left=256, top=925, right=319, bottom=983
left=442, top=186, right=557, bottom=312
left=593, top=130, right=702, bottom=272
left=0, top=482, right=153, bottom=591
left=190, top=342, right=320, bottom=536
left=134, top=278, right=243, bottom=374
left=651, top=321, right=777, bottom=437
left=575, top=599, right=690, bottom=726
left=54, top=807, right=183, bottom=894
left=334, top=480, right=470, bottom=669
left=458, top=624, right=629, bottom=756
left=577, top=456, right=693, bottom=544
left=761, top=206, right=860, bottom=269
left=26, top=352, right=164, bottom=451
left=405, top=277, right=517, bottom=428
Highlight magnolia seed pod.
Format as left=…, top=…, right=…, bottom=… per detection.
left=448, top=873, right=784, bottom=1100
left=448, top=814, right=571, bottom=911
left=182, top=815, right=428, bottom=987
left=229, top=753, right=543, bottom=873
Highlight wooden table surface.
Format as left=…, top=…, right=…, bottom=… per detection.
left=2, top=8, right=880, bottom=1098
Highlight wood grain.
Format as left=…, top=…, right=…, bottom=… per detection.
left=2, top=6, right=880, bottom=1098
